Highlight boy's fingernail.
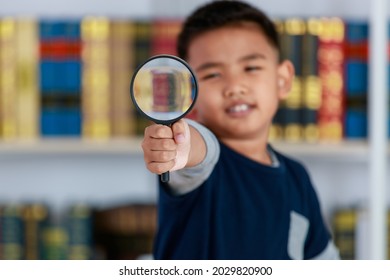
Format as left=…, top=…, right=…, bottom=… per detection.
left=175, top=134, right=185, bottom=143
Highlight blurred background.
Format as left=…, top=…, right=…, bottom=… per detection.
left=0, top=0, right=388, bottom=260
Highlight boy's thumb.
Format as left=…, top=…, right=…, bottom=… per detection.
left=172, top=119, right=188, bottom=144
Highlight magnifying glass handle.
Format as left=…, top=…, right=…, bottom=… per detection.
left=161, top=171, right=170, bottom=183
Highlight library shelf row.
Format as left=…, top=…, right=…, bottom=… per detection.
left=0, top=138, right=385, bottom=161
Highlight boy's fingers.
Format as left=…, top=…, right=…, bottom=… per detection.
left=147, top=138, right=176, bottom=151
left=144, top=150, right=177, bottom=163
left=145, top=124, right=173, bottom=139
left=146, top=160, right=175, bottom=175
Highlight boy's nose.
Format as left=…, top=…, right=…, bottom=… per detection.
left=223, top=78, right=246, bottom=98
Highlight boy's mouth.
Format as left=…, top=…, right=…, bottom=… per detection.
left=226, top=103, right=254, bottom=116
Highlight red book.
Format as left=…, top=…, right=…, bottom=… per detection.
left=151, top=19, right=182, bottom=56
left=317, top=18, right=346, bottom=141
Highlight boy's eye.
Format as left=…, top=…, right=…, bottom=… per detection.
left=245, top=66, right=262, bottom=72
left=200, top=72, right=221, bottom=80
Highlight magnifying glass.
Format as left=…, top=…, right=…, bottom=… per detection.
left=130, top=54, right=198, bottom=183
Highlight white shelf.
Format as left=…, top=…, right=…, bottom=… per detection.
left=0, top=138, right=382, bottom=161
left=0, top=138, right=143, bottom=155
left=272, top=140, right=371, bottom=161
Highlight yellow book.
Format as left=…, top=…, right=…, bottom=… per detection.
left=109, top=20, right=136, bottom=138
left=333, top=208, right=357, bottom=260
left=23, top=204, right=49, bottom=260
left=81, top=17, right=111, bottom=139
left=0, top=18, right=18, bottom=140
left=15, top=18, right=39, bottom=139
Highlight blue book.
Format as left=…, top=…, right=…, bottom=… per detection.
left=345, top=108, right=367, bottom=139
left=40, top=20, right=80, bottom=40
left=345, top=60, right=368, bottom=96
left=345, top=21, right=368, bottom=43
left=41, top=107, right=81, bottom=136
left=63, top=108, right=82, bottom=136
left=39, top=20, right=82, bottom=137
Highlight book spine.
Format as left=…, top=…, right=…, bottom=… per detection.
left=94, top=204, right=156, bottom=259
left=22, top=204, right=49, bottom=260
left=281, top=18, right=305, bottom=142
left=344, top=21, right=368, bottom=139
left=134, top=21, right=153, bottom=136
left=317, top=18, right=346, bottom=141
left=41, top=225, right=68, bottom=260
left=67, top=204, right=94, bottom=260
left=1, top=204, right=25, bottom=259
left=333, top=208, right=357, bottom=259
left=301, top=18, right=322, bottom=142
left=109, top=20, right=136, bottom=137
left=15, top=19, right=40, bottom=139
left=81, top=17, right=111, bottom=139
left=151, top=19, right=182, bottom=56
left=39, top=20, right=82, bottom=137
left=0, top=18, right=18, bottom=140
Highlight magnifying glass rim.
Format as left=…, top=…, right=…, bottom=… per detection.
left=130, top=54, right=198, bottom=126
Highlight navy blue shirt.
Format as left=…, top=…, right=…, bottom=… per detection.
left=154, top=142, right=332, bottom=259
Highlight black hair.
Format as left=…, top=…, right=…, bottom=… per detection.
left=177, top=0, right=280, bottom=60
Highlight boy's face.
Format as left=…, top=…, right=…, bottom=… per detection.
left=187, top=23, right=293, bottom=142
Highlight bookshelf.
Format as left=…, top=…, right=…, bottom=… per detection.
left=0, top=0, right=388, bottom=260
left=0, top=138, right=373, bottom=158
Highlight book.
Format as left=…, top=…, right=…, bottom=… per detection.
left=94, top=203, right=156, bottom=259
left=301, top=18, right=322, bottom=142
left=66, top=204, right=94, bottom=260
left=109, top=20, right=136, bottom=138
left=280, top=18, right=305, bottom=142
left=344, top=21, right=368, bottom=139
left=317, top=17, right=346, bottom=141
left=0, top=18, right=18, bottom=140
left=39, top=20, right=82, bottom=137
left=22, top=203, right=49, bottom=260
left=41, top=225, right=68, bottom=260
left=151, top=19, right=182, bottom=56
left=133, top=21, right=153, bottom=136
left=81, top=17, right=111, bottom=139
left=0, top=204, right=25, bottom=259
left=332, top=208, right=357, bottom=259
left=15, top=18, right=40, bottom=139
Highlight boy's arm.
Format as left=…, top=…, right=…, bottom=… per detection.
left=168, top=119, right=220, bottom=195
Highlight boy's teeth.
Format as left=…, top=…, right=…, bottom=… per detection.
left=230, top=104, right=249, bottom=112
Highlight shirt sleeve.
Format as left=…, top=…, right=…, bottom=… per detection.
left=167, top=118, right=220, bottom=195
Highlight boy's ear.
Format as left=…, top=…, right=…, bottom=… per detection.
left=276, top=60, right=295, bottom=100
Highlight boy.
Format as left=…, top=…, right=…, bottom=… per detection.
left=141, top=0, right=339, bottom=259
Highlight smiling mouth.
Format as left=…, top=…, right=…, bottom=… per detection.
left=227, top=104, right=252, bottom=114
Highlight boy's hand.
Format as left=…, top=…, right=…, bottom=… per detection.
left=141, top=119, right=191, bottom=175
